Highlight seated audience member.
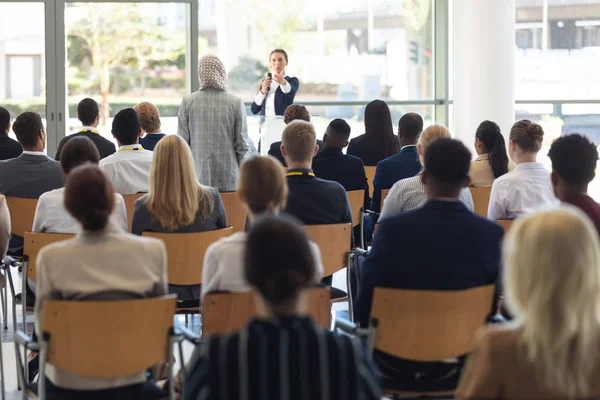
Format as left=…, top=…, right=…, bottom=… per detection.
left=488, top=120, right=559, bottom=220
left=312, top=118, right=370, bottom=208
left=347, top=100, right=399, bottom=166
left=0, top=106, right=22, bottom=160
left=548, top=133, right=600, bottom=235
left=134, top=102, right=166, bottom=151
left=379, top=125, right=474, bottom=219
left=34, top=164, right=168, bottom=399
left=99, top=108, right=153, bottom=194
left=55, top=98, right=116, bottom=160
left=267, top=104, right=322, bottom=166
left=0, top=111, right=64, bottom=254
left=469, top=120, right=513, bottom=187
left=355, top=139, right=503, bottom=381
left=184, top=216, right=381, bottom=400
left=371, top=112, right=423, bottom=212
left=202, top=155, right=323, bottom=299
left=33, top=136, right=127, bottom=233
left=457, top=208, right=600, bottom=400
left=0, top=195, right=9, bottom=287
left=132, top=135, right=226, bottom=302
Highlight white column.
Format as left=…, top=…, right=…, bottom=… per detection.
left=453, top=0, right=515, bottom=151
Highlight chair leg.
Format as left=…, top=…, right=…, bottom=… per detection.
left=360, top=210, right=365, bottom=250
left=185, top=314, right=189, bottom=325
left=0, top=300, right=5, bottom=398
left=346, top=253, right=354, bottom=322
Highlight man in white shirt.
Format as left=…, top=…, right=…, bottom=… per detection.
left=99, top=108, right=153, bottom=194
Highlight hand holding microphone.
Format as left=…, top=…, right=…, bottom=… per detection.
left=260, top=73, right=272, bottom=95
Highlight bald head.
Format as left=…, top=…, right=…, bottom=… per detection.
left=398, top=112, right=423, bottom=147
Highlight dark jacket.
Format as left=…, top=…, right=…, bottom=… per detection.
left=251, top=77, right=300, bottom=116
left=312, top=147, right=370, bottom=209
left=55, top=130, right=116, bottom=160
left=346, top=134, right=399, bottom=167
left=371, top=145, right=421, bottom=212
left=354, top=200, right=503, bottom=327
left=268, top=139, right=323, bottom=167
left=139, top=133, right=166, bottom=151
left=0, top=134, right=22, bottom=161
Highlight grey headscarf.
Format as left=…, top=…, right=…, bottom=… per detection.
left=198, top=54, right=228, bottom=91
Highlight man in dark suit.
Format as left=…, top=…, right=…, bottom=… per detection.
left=55, top=98, right=116, bottom=160
left=282, top=120, right=353, bottom=285
left=312, top=119, right=369, bottom=209
left=0, top=106, right=22, bottom=161
left=371, top=113, right=423, bottom=212
left=354, top=138, right=503, bottom=379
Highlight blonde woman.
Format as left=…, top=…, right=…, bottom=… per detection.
left=378, top=125, right=474, bottom=219
left=457, top=207, right=600, bottom=399
left=131, top=134, right=226, bottom=302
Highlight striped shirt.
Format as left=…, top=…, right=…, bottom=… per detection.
left=379, top=174, right=474, bottom=220
left=183, top=316, right=382, bottom=400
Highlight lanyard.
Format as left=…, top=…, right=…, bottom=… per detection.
left=78, top=129, right=99, bottom=135
left=286, top=171, right=315, bottom=177
left=118, top=147, right=142, bottom=152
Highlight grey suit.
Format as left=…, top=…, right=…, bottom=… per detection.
left=0, top=153, right=64, bottom=198
left=177, top=89, right=250, bottom=191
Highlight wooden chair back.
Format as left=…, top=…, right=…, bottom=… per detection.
left=24, top=232, right=75, bottom=281
left=143, top=228, right=233, bottom=285
left=202, top=287, right=331, bottom=335
left=365, top=166, right=376, bottom=197
left=304, top=223, right=352, bottom=277
left=370, top=285, right=495, bottom=361
left=5, top=197, right=38, bottom=237
left=220, top=191, right=248, bottom=233
left=381, top=188, right=390, bottom=211
left=122, top=193, right=146, bottom=232
left=41, top=296, right=176, bottom=378
left=496, top=220, right=514, bottom=233
left=469, top=187, right=492, bottom=218
left=346, top=190, right=365, bottom=227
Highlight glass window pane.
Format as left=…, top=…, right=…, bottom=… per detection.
left=65, top=2, right=188, bottom=141
left=199, top=0, right=434, bottom=102
left=0, top=2, right=46, bottom=140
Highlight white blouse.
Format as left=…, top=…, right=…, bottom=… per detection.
left=487, top=162, right=559, bottom=220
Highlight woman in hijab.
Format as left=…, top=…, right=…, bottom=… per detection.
left=177, top=54, right=252, bottom=191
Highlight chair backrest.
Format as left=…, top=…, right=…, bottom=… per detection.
left=42, top=295, right=176, bottom=378
left=220, top=191, right=248, bottom=233
left=346, top=190, right=365, bottom=227
left=122, top=193, right=147, bottom=232
left=202, top=287, right=331, bottom=335
left=496, top=219, right=513, bottom=233
left=24, top=232, right=75, bottom=281
left=365, top=166, right=376, bottom=196
left=143, top=228, right=234, bottom=285
left=380, top=188, right=390, bottom=210
left=304, top=223, right=352, bottom=277
left=469, top=187, right=492, bottom=218
left=370, top=285, right=495, bottom=361
left=5, top=197, right=38, bottom=237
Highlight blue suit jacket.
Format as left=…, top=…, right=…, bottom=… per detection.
left=251, top=76, right=299, bottom=116
left=354, top=200, right=503, bottom=327
left=371, top=146, right=421, bottom=212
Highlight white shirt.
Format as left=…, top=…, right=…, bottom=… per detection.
left=487, top=162, right=559, bottom=220
left=253, top=79, right=292, bottom=117
left=201, top=231, right=324, bottom=299
left=99, top=144, right=153, bottom=194
left=32, top=187, right=128, bottom=233
left=379, top=174, right=474, bottom=220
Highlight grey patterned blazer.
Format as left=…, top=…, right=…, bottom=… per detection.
left=177, top=89, right=250, bottom=191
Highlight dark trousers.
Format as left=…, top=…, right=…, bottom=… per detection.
left=44, top=379, right=166, bottom=400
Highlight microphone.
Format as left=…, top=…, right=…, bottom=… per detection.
left=266, top=73, right=272, bottom=94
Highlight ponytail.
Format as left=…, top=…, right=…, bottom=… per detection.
left=476, top=120, right=509, bottom=179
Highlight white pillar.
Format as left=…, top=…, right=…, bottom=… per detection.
left=453, top=0, right=515, bottom=152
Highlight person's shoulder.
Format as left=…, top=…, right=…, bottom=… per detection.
left=466, top=211, right=505, bottom=236
left=343, top=153, right=365, bottom=168
left=269, top=141, right=282, bottom=150
left=38, top=235, right=77, bottom=260
left=472, top=324, right=523, bottom=358
left=206, top=232, right=246, bottom=256
left=315, top=177, right=347, bottom=193
left=349, top=134, right=366, bottom=144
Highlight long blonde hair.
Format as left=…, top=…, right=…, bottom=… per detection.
left=417, top=125, right=451, bottom=165
left=146, top=135, right=214, bottom=230
left=504, top=207, right=600, bottom=397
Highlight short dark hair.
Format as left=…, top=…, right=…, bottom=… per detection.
left=327, top=119, right=351, bottom=139
left=424, top=138, right=472, bottom=186
left=60, top=136, right=101, bottom=175
left=244, top=216, right=315, bottom=305
left=549, top=134, right=598, bottom=186
left=111, top=108, right=141, bottom=145
left=0, top=107, right=10, bottom=133
left=398, top=112, right=424, bottom=142
left=270, top=49, right=289, bottom=63
left=77, top=98, right=99, bottom=126
left=12, top=112, right=43, bottom=148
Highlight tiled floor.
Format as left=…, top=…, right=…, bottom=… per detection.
left=0, top=268, right=350, bottom=398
